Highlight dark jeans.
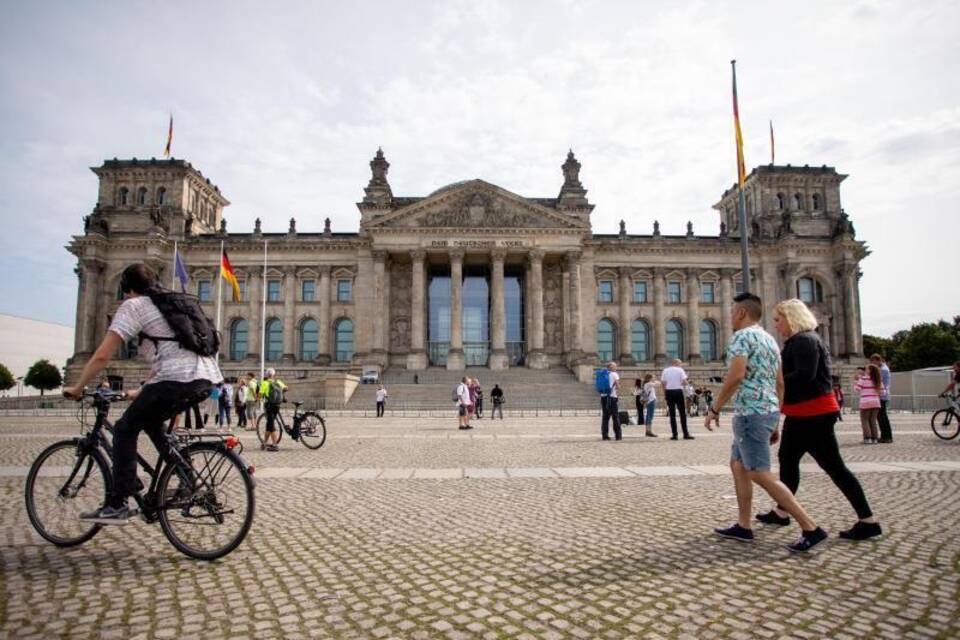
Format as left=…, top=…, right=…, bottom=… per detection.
left=265, top=403, right=280, bottom=432
left=110, top=379, right=213, bottom=506
left=237, top=404, right=247, bottom=427
left=492, top=401, right=503, bottom=419
left=635, top=395, right=644, bottom=424
left=665, top=389, right=689, bottom=437
left=878, top=399, right=892, bottom=441
left=476, top=398, right=483, bottom=417
left=376, top=401, right=385, bottom=417
left=777, top=413, right=874, bottom=519
left=600, top=396, right=622, bottom=440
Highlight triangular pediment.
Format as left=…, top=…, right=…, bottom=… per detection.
left=366, top=180, right=587, bottom=230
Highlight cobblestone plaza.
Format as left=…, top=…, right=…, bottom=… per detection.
left=1, top=411, right=958, bottom=639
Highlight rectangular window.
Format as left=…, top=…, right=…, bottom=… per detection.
left=735, top=280, right=744, bottom=296
left=302, top=279, right=316, bottom=302
left=798, top=278, right=814, bottom=303
left=267, top=279, right=281, bottom=302
left=633, top=281, right=647, bottom=303
left=667, top=281, right=682, bottom=303
left=337, top=280, right=352, bottom=302
left=701, top=282, right=715, bottom=304
left=197, top=280, right=211, bottom=302
left=598, top=280, right=614, bottom=303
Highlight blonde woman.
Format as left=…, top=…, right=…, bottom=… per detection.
left=759, top=298, right=881, bottom=541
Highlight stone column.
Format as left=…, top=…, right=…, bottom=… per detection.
left=447, top=249, right=465, bottom=370
left=561, top=260, right=571, bottom=353
left=526, top=249, right=548, bottom=369
left=372, top=251, right=388, bottom=365
left=842, top=264, right=860, bottom=358
left=580, top=249, right=598, bottom=361
left=75, top=261, right=103, bottom=356
left=720, top=270, right=734, bottom=352
left=783, top=263, right=801, bottom=300
left=282, top=265, right=296, bottom=362
left=686, top=269, right=701, bottom=363
left=246, top=270, right=261, bottom=359
left=406, top=250, right=428, bottom=370
left=317, top=266, right=331, bottom=364
left=618, top=266, right=634, bottom=364
left=566, top=251, right=583, bottom=363
left=653, top=268, right=667, bottom=364
left=488, top=249, right=508, bottom=370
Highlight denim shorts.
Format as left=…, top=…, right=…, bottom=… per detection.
left=730, top=412, right=779, bottom=471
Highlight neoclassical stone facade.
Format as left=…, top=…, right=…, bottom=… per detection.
left=66, top=151, right=867, bottom=384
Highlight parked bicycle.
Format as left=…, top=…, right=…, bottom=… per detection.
left=931, top=393, right=960, bottom=440
left=24, top=389, right=256, bottom=561
left=255, top=401, right=327, bottom=450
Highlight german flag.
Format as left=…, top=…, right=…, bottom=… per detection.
left=731, top=61, right=746, bottom=189
left=163, top=114, right=173, bottom=158
left=221, top=249, right=241, bottom=302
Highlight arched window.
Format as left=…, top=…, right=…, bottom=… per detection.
left=597, top=319, right=616, bottom=362
left=118, top=187, right=129, bottom=206
left=157, top=187, right=167, bottom=205
left=812, top=193, right=821, bottom=211
left=300, top=318, right=318, bottom=360
left=793, top=193, right=803, bottom=210
left=334, top=318, right=354, bottom=362
left=137, top=187, right=148, bottom=206
left=230, top=319, right=248, bottom=361
left=776, top=193, right=785, bottom=210
left=631, top=319, right=650, bottom=362
left=265, top=318, right=283, bottom=360
left=666, top=319, right=684, bottom=360
left=699, top=320, right=718, bottom=361
left=797, top=277, right=824, bottom=303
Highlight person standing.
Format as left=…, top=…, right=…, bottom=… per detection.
left=456, top=377, right=472, bottom=430
left=207, top=383, right=221, bottom=426
left=235, top=376, right=248, bottom=429
left=832, top=376, right=845, bottom=421
left=870, top=354, right=893, bottom=443
left=467, top=377, right=478, bottom=422
left=708, top=293, right=827, bottom=553
left=855, top=365, right=885, bottom=444
left=475, top=382, right=484, bottom=418
left=259, top=368, right=287, bottom=451
left=219, top=379, right=233, bottom=428
left=632, top=378, right=645, bottom=426
left=662, top=359, right=692, bottom=440
left=245, top=372, right=259, bottom=431
left=641, top=374, right=659, bottom=437
left=490, top=384, right=504, bottom=419
left=599, top=362, right=622, bottom=441
left=375, top=383, right=388, bottom=418
left=755, top=299, right=882, bottom=540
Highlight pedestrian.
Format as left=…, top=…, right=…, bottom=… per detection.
left=235, top=375, right=248, bottom=428
left=755, top=298, right=882, bottom=540
left=684, top=381, right=697, bottom=416
left=855, top=364, right=885, bottom=444
left=662, top=359, right=693, bottom=440
left=259, top=368, right=287, bottom=451
left=708, top=292, right=827, bottom=553
left=641, top=374, right=659, bottom=437
left=633, top=378, right=645, bottom=426
left=870, top=354, right=893, bottom=443
left=467, top=377, right=479, bottom=421
left=206, top=383, right=221, bottom=426
left=375, top=383, right=388, bottom=417
left=245, top=372, right=259, bottom=430
left=597, top=361, right=622, bottom=441
left=219, top=379, right=233, bottom=428
left=490, top=383, right=504, bottom=419
left=475, top=381, right=484, bottom=418
left=832, top=376, right=844, bottom=421
left=456, top=377, right=472, bottom=430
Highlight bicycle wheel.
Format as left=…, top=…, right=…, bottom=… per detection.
left=157, top=442, right=255, bottom=561
left=931, top=409, right=960, bottom=440
left=25, top=440, right=109, bottom=547
left=255, top=412, right=283, bottom=446
left=298, top=412, right=327, bottom=450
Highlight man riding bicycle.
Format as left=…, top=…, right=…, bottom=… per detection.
left=63, top=263, right=223, bottom=524
left=940, top=362, right=960, bottom=400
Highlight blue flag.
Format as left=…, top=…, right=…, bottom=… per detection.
left=174, top=247, right=189, bottom=293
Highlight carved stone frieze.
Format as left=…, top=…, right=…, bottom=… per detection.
left=389, top=262, right=412, bottom=352
left=542, top=262, right=564, bottom=353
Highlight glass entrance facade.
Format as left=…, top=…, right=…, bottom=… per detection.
left=462, top=267, right=489, bottom=365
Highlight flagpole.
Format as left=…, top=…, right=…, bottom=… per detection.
left=260, top=240, right=268, bottom=382
left=216, top=240, right=224, bottom=364
left=172, top=241, right=178, bottom=289
left=732, top=59, right=751, bottom=294
left=770, top=120, right=775, bottom=165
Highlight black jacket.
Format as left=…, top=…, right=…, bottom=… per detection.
left=781, top=331, right=833, bottom=405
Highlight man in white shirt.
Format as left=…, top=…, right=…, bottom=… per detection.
left=661, top=359, right=693, bottom=440
left=600, top=362, right=622, bottom=441
left=375, top=384, right=388, bottom=418
left=456, top=377, right=472, bottom=430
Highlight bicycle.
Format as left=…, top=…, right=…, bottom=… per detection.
left=931, top=393, right=960, bottom=440
left=255, top=400, right=327, bottom=450
left=24, top=389, right=256, bottom=561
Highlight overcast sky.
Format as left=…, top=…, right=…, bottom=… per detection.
left=0, top=0, right=957, bottom=337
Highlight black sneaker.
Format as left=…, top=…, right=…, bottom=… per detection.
left=645, top=432, right=658, bottom=437
left=756, top=510, right=791, bottom=526
left=786, top=527, right=828, bottom=553
left=714, top=523, right=754, bottom=542
left=670, top=435, right=679, bottom=440
left=683, top=435, right=695, bottom=440
left=838, top=521, right=882, bottom=541
left=79, top=504, right=132, bottom=525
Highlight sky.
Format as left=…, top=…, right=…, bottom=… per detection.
left=0, top=0, right=957, bottom=338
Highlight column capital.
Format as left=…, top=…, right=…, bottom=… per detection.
left=719, top=268, right=738, bottom=278
left=283, top=265, right=297, bottom=276
left=686, top=268, right=701, bottom=282
left=565, top=250, right=582, bottom=266
left=490, top=248, right=507, bottom=263
left=528, top=248, right=545, bottom=263
left=449, top=248, right=465, bottom=262
left=619, top=266, right=633, bottom=279
left=372, top=250, right=388, bottom=263
left=409, top=249, right=426, bottom=262
left=318, top=264, right=332, bottom=276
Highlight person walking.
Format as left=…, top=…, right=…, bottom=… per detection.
left=641, top=374, right=659, bottom=437
left=599, top=362, right=622, bottom=441
left=219, top=379, right=233, bottom=428
left=633, top=378, right=645, bottom=426
left=456, top=377, right=472, bottom=430
left=870, top=354, right=893, bottom=443
left=855, top=365, right=885, bottom=444
left=490, top=384, right=504, bottom=419
left=708, top=293, right=827, bottom=553
left=662, top=359, right=692, bottom=440
left=755, top=298, right=882, bottom=541
left=375, top=383, right=388, bottom=417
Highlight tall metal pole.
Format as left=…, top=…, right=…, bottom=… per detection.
left=737, top=187, right=750, bottom=294
left=260, top=240, right=268, bottom=382
left=731, top=59, right=751, bottom=294
left=171, top=240, right=178, bottom=289
left=215, top=240, right=224, bottom=364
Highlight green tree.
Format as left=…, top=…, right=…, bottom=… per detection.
left=862, top=334, right=895, bottom=361
left=23, top=359, right=63, bottom=396
left=890, top=323, right=960, bottom=372
left=0, top=363, right=14, bottom=394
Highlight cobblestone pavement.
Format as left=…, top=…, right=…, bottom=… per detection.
left=1, top=412, right=958, bottom=639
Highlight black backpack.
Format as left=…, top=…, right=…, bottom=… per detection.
left=140, top=290, right=220, bottom=357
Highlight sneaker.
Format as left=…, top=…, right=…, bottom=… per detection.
left=878, top=438, right=893, bottom=444
left=645, top=432, right=658, bottom=437
left=266, top=444, right=279, bottom=452
left=756, top=510, right=790, bottom=526
left=838, top=521, right=882, bottom=541
left=670, top=435, right=679, bottom=441
left=79, top=504, right=132, bottom=525
left=786, top=527, right=828, bottom=553
left=714, top=523, right=754, bottom=542
left=683, top=435, right=695, bottom=440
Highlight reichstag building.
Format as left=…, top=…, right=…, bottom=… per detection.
left=66, top=149, right=867, bottom=386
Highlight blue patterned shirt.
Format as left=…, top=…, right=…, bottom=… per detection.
left=725, top=324, right=781, bottom=416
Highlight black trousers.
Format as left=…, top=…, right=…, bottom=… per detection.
left=777, top=413, right=874, bottom=519
left=665, top=389, right=689, bottom=437
left=110, top=379, right=213, bottom=506
left=237, top=404, right=247, bottom=427
left=878, top=399, right=892, bottom=441
left=476, top=398, right=483, bottom=417
left=635, top=395, right=644, bottom=424
left=376, top=401, right=385, bottom=417
left=265, top=403, right=280, bottom=432
left=600, top=396, right=622, bottom=440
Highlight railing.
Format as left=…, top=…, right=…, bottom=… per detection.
left=427, top=341, right=449, bottom=366
left=506, top=341, right=525, bottom=366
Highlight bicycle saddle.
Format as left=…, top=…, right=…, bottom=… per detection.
left=292, top=401, right=304, bottom=407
